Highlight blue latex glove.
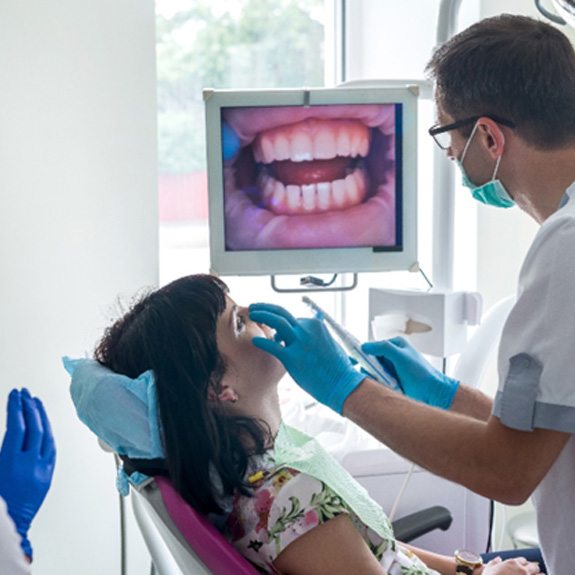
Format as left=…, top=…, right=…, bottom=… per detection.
left=0, top=388, right=56, bottom=559
left=362, top=337, right=460, bottom=409
left=222, top=121, right=240, bottom=161
left=249, top=303, right=367, bottom=414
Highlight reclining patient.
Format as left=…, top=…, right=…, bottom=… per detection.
left=68, top=274, right=539, bottom=575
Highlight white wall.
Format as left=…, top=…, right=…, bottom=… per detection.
left=0, top=1, right=157, bottom=573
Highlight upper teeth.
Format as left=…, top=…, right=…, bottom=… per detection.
left=253, top=118, right=370, bottom=164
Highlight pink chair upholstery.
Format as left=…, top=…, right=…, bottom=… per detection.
left=155, top=476, right=260, bottom=575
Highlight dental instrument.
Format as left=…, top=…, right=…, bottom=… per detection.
left=302, top=296, right=403, bottom=392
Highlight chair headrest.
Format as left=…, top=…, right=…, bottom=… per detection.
left=64, top=356, right=164, bottom=460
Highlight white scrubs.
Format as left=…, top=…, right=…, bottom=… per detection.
left=493, top=181, right=575, bottom=575
left=0, top=497, right=30, bottom=575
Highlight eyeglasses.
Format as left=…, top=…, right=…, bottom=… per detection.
left=428, top=115, right=516, bottom=150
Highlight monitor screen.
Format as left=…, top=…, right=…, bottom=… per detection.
left=204, top=87, right=418, bottom=276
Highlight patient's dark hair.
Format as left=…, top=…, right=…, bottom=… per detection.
left=95, top=274, right=270, bottom=515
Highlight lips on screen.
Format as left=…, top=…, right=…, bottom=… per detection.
left=222, top=103, right=402, bottom=252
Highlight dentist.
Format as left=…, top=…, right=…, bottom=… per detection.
left=250, top=14, right=575, bottom=575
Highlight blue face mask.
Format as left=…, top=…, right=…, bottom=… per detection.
left=457, top=123, right=515, bottom=209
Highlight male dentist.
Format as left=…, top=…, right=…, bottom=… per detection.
left=250, top=14, right=575, bottom=575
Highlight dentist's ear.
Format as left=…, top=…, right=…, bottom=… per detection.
left=477, top=117, right=506, bottom=159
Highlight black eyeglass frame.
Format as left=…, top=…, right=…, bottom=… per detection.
left=428, top=115, right=516, bottom=150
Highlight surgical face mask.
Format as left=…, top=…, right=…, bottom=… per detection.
left=457, top=123, right=515, bottom=208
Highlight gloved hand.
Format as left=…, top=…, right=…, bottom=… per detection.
left=222, top=121, right=240, bottom=161
left=361, top=337, right=459, bottom=409
left=0, top=388, right=57, bottom=559
left=249, top=303, right=367, bottom=414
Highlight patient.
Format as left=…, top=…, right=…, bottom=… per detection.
left=72, top=274, right=540, bottom=575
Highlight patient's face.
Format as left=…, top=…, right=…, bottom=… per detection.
left=216, top=295, right=284, bottom=387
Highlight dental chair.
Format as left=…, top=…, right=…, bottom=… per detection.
left=130, top=475, right=258, bottom=575
left=130, top=472, right=452, bottom=575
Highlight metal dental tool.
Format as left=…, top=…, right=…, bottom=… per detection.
left=302, top=296, right=403, bottom=393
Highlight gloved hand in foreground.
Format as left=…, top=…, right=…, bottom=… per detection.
left=0, top=388, right=56, bottom=559
left=249, top=303, right=366, bottom=414
left=362, top=337, right=459, bottom=409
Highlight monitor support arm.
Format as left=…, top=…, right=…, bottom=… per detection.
left=432, top=0, right=463, bottom=291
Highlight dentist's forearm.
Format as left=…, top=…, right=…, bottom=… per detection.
left=343, top=379, right=490, bottom=494
left=342, top=377, right=568, bottom=504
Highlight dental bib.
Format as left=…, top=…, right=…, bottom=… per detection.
left=273, top=423, right=394, bottom=542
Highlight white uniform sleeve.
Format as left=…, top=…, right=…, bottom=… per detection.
left=0, top=497, right=30, bottom=575
left=494, top=204, right=575, bottom=432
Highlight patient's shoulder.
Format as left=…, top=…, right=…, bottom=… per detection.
left=229, top=466, right=352, bottom=538
left=225, top=466, right=352, bottom=572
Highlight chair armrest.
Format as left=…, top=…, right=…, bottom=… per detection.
left=391, top=505, right=453, bottom=543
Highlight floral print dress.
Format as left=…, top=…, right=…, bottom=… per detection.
left=223, top=451, right=438, bottom=574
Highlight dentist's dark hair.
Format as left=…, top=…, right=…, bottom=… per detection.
left=426, top=14, right=575, bottom=148
left=94, top=274, right=270, bottom=515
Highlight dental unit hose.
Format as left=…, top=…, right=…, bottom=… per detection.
left=302, top=296, right=403, bottom=393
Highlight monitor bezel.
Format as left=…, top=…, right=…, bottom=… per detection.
left=204, top=86, right=418, bottom=276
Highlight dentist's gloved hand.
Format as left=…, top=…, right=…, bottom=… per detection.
left=362, top=337, right=459, bottom=409
left=249, top=303, right=367, bottom=414
left=0, top=388, right=56, bottom=560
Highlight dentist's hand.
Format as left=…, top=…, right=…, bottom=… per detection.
left=0, top=388, right=56, bottom=559
left=249, top=303, right=366, bottom=414
left=361, top=337, right=459, bottom=409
